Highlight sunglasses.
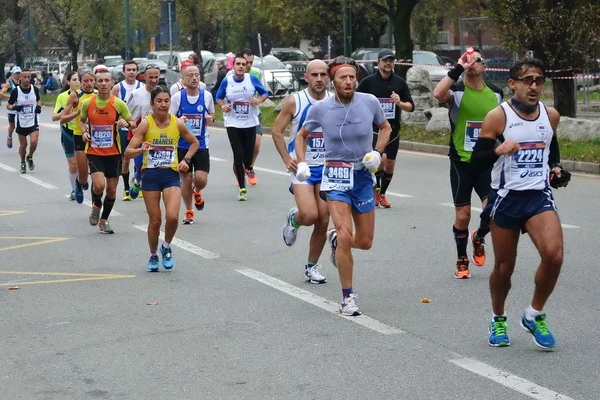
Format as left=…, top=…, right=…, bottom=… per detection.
left=515, top=76, right=546, bottom=86
left=144, top=64, right=160, bottom=72
left=331, top=57, right=357, bottom=67
left=474, top=56, right=484, bottom=64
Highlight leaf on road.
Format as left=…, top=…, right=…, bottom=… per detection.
left=421, top=297, right=430, bottom=303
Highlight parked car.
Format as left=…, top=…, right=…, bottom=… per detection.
left=203, top=55, right=226, bottom=90
left=112, top=58, right=167, bottom=85
left=147, top=50, right=215, bottom=85
left=271, top=48, right=310, bottom=84
left=254, top=55, right=299, bottom=97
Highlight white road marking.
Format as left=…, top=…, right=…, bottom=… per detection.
left=133, top=225, right=219, bottom=259
left=236, top=267, right=404, bottom=335
left=252, top=166, right=289, bottom=176
left=210, top=156, right=227, bottom=162
left=0, top=162, right=17, bottom=172
left=449, top=357, right=575, bottom=400
left=64, top=194, right=122, bottom=216
left=0, top=116, right=59, bottom=130
left=20, top=175, right=57, bottom=189
left=385, top=191, right=413, bottom=198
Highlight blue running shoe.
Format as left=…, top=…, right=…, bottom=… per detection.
left=75, top=181, right=84, bottom=204
left=489, top=316, right=510, bottom=347
left=521, top=313, right=555, bottom=349
left=129, top=182, right=141, bottom=200
left=160, top=245, right=174, bottom=269
left=147, top=254, right=159, bottom=272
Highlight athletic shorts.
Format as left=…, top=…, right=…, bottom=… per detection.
left=61, top=126, right=75, bottom=158
left=255, top=113, right=263, bottom=135
left=372, top=128, right=400, bottom=161
left=8, top=113, right=15, bottom=124
left=141, top=168, right=180, bottom=192
left=325, top=169, right=375, bottom=214
left=119, top=128, right=130, bottom=156
left=16, top=125, right=39, bottom=136
left=482, top=188, right=557, bottom=231
left=177, top=148, right=210, bottom=173
left=450, top=159, right=491, bottom=207
left=73, top=134, right=86, bottom=152
left=290, top=164, right=323, bottom=186
left=88, top=154, right=121, bottom=178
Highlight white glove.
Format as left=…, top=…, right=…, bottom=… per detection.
left=362, top=150, right=381, bottom=172
left=295, top=162, right=311, bottom=182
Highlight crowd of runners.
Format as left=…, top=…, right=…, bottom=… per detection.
left=2, top=47, right=571, bottom=350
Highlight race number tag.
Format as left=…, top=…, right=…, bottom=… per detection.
left=512, top=141, right=546, bottom=179
left=147, top=145, right=175, bottom=168
left=321, top=161, right=354, bottom=192
left=464, top=120, right=482, bottom=152
left=90, top=125, right=114, bottom=148
left=22, top=104, right=34, bottom=115
left=378, top=98, right=396, bottom=119
left=184, top=114, right=203, bottom=135
left=306, top=132, right=325, bottom=163
left=232, top=101, right=250, bottom=120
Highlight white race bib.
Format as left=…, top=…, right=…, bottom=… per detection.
left=306, top=132, right=326, bottom=164
left=464, top=120, right=482, bottom=152
left=511, top=141, right=546, bottom=180
left=378, top=98, right=396, bottom=119
left=321, top=161, right=354, bottom=192
left=147, top=145, right=176, bottom=169
left=232, top=101, right=250, bottom=120
left=91, top=125, right=114, bottom=148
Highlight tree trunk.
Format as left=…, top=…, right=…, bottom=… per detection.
left=552, top=72, right=577, bottom=118
left=67, top=36, right=79, bottom=71
left=394, top=12, right=413, bottom=79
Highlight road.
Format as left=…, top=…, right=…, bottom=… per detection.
left=0, top=110, right=598, bottom=400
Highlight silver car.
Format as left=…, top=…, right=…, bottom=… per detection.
left=254, top=55, right=299, bottom=97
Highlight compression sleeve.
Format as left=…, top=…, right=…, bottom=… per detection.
left=471, top=137, right=499, bottom=169
left=548, top=134, right=560, bottom=167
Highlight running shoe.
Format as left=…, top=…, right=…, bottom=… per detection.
left=375, top=187, right=380, bottom=207
left=237, top=188, right=248, bottom=201
left=327, top=228, right=338, bottom=268
left=26, top=156, right=34, bottom=171
left=520, top=313, right=556, bottom=349
left=194, top=190, right=204, bottom=210
left=282, top=207, right=299, bottom=246
left=182, top=210, right=194, bottom=225
left=19, top=162, right=26, bottom=174
left=139, top=190, right=144, bottom=199
left=305, top=264, right=327, bottom=284
left=471, top=230, right=486, bottom=267
left=129, top=181, right=141, bottom=200
left=160, top=245, right=174, bottom=269
left=7, top=135, right=12, bottom=149
left=488, top=316, right=510, bottom=347
left=123, top=189, right=132, bottom=201
left=69, top=190, right=76, bottom=201
left=147, top=254, right=160, bottom=272
left=246, top=169, right=258, bottom=185
left=98, top=219, right=114, bottom=234
left=340, top=293, right=361, bottom=316
left=89, top=205, right=101, bottom=226
left=454, top=257, right=471, bottom=279
left=75, top=181, right=84, bottom=204
left=379, top=195, right=391, bottom=208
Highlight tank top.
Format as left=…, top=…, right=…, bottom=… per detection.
left=85, top=95, right=120, bottom=156
left=15, top=86, right=38, bottom=129
left=176, top=88, right=208, bottom=150
left=142, top=114, right=180, bottom=171
left=491, top=101, right=553, bottom=196
left=119, top=80, right=142, bottom=102
left=222, top=74, right=259, bottom=129
left=73, top=89, right=97, bottom=136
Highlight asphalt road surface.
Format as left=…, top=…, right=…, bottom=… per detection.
left=0, top=110, right=599, bottom=400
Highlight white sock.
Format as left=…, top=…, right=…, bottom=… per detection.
left=525, top=305, right=542, bottom=321
left=69, top=172, right=77, bottom=190
left=162, top=242, right=171, bottom=249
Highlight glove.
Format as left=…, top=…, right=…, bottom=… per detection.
left=550, top=168, right=571, bottom=189
left=35, top=105, right=42, bottom=114
left=12, top=105, right=23, bottom=112
left=295, top=162, right=311, bottom=182
left=362, top=150, right=381, bottom=172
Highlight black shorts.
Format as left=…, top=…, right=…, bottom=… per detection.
left=73, top=134, right=86, bottom=152
left=372, top=129, right=400, bottom=161
left=8, top=113, right=15, bottom=124
left=16, top=125, right=39, bottom=136
left=88, top=154, right=122, bottom=178
left=450, top=159, right=491, bottom=207
left=177, top=148, right=210, bottom=173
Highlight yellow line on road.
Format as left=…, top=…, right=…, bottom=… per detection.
left=0, top=271, right=135, bottom=277
left=0, top=211, right=26, bottom=217
left=0, top=237, right=70, bottom=252
left=0, top=271, right=135, bottom=286
left=0, top=276, right=134, bottom=286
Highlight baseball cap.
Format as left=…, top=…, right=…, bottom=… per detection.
left=11, top=66, right=22, bottom=74
left=378, top=49, right=395, bottom=61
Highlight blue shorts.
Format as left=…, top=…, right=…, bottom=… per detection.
left=119, top=128, right=130, bottom=156
left=483, top=188, right=557, bottom=230
left=141, top=168, right=181, bottom=192
left=60, top=126, right=75, bottom=158
left=325, top=169, right=375, bottom=214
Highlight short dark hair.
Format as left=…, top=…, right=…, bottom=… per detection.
left=234, top=52, right=248, bottom=64
left=150, top=85, right=170, bottom=102
left=123, top=60, right=138, bottom=72
left=509, top=58, right=546, bottom=80
left=21, top=68, right=31, bottom=73
left=242, top=49, right=254, bottom=57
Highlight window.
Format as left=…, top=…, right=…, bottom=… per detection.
left=437, top=31, right=450, bottom=45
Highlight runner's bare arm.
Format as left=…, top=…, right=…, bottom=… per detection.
left=295, top=127, right=310, bottom=163
left=271, top=94, right=296, bottom=170
left=0, top=83, right=10, bottom=99
left=110, top=84, right=120, bottom=97
left=125, top=118, right=150, bottom=159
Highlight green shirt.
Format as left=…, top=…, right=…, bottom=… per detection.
left=54, top=91, right=75, bottom=130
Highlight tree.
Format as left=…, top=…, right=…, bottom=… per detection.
left=0, top=0, right=28, bottom=69
left=489, top=0, right=600, bottom=117
left=412, top=0, right=453, bottom=51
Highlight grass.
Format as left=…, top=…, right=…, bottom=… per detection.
left=41, top=93, right=59, bottom=105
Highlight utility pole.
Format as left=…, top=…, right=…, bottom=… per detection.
left=387, top=16, right=393, bottom=48
left=125, top=0, right=131, bottom=59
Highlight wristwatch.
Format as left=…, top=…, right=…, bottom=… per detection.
left=550, top=162, right=562, bottom=169
left=375, top=149, right=383, bottom=156
left=183, top=157, right=192, bottom=168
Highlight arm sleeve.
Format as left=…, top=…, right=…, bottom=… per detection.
left=250, top=75, right=268, bottom=96
left=80, top=99, right=90, bottom=120
left=301, top=102, right=322, bottom=133
left=399, top=80, right=415, bottom=112
left=169, top=92, right=181, bottom=116
left=34, top=86, right=40, bottom=102
left=114, top=98, right=132, bottom=120
left=8, top=90, right=17, bottom=105
left=471, top=138, right=499, bottom=169
left=548, top=134, right=560, bottom=166
left=215, top=78, right=228, bottom=101
left=205, top=91, right=215, bottom=113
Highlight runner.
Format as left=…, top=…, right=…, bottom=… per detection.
left=7, top=68, right=41, bottom=173
left=273, top=60, right=331, bottom=284
left=79, top=68, right=136, bottom=233
left=357, top=49, right=414, bottom=208
left=111, top=60, right=143, bottom=201
left=125, top=65, right=161, bottom=199
left=60, top=68, right=98, bottom=204
left=295, top=57, right=391, bottom=315
left=52, top=71, right=81, bottom=199
left=170, top=61, right=206, bottom=96
left=0, top=66, right=21, bottom=149
left=432, top=47, right=503, bottom=279
left=169, top=65, right=215, bottom=225
left=473, top=58, right=569, bottom=349
left=215, top=52, right=268, bottom=201
left=125, top=86, right=199, bottom=271
left=243, top=49, right=263, bottom=185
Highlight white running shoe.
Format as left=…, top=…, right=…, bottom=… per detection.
left=340, top=293, right=361, bottom=316
left=305, top=264, right=327, bottom=284
left=283, top=207, right=299, bottom=246
left=327, top=228, right=338, bottom=268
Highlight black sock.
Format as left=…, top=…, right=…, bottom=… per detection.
left=477, top=216, right=490, bottom=238
left=234, top=163, right=245, bottom=189
left=92, top=191, right=103, bottom=208
left=380, top=172, right=393, bottom=195
left=122, top=172, right=130, bottom=191
left=453, top=225, right=469, bottom=259
left=101, top=196, right=116, bottom=220
left=375, top=171, right=383, bottom=189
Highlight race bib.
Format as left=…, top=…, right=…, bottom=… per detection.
left=232, top=101, right=250, bottom=120
left=321, top=161, right=354, bottom=192
left=22, top=104, right=34, bottom=115
left=147, top=145, right=175, bottom=169
left=379, top=98, right=396, bottom=119
left=90, top=125, right=114, bottom=148
left=306, top=132, right=325, bottom=163
left=184, top=114, right=203, bottom=135
left=512, top=142, right=546, bottom=179
left=464, top=121, right=482, bottom=152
